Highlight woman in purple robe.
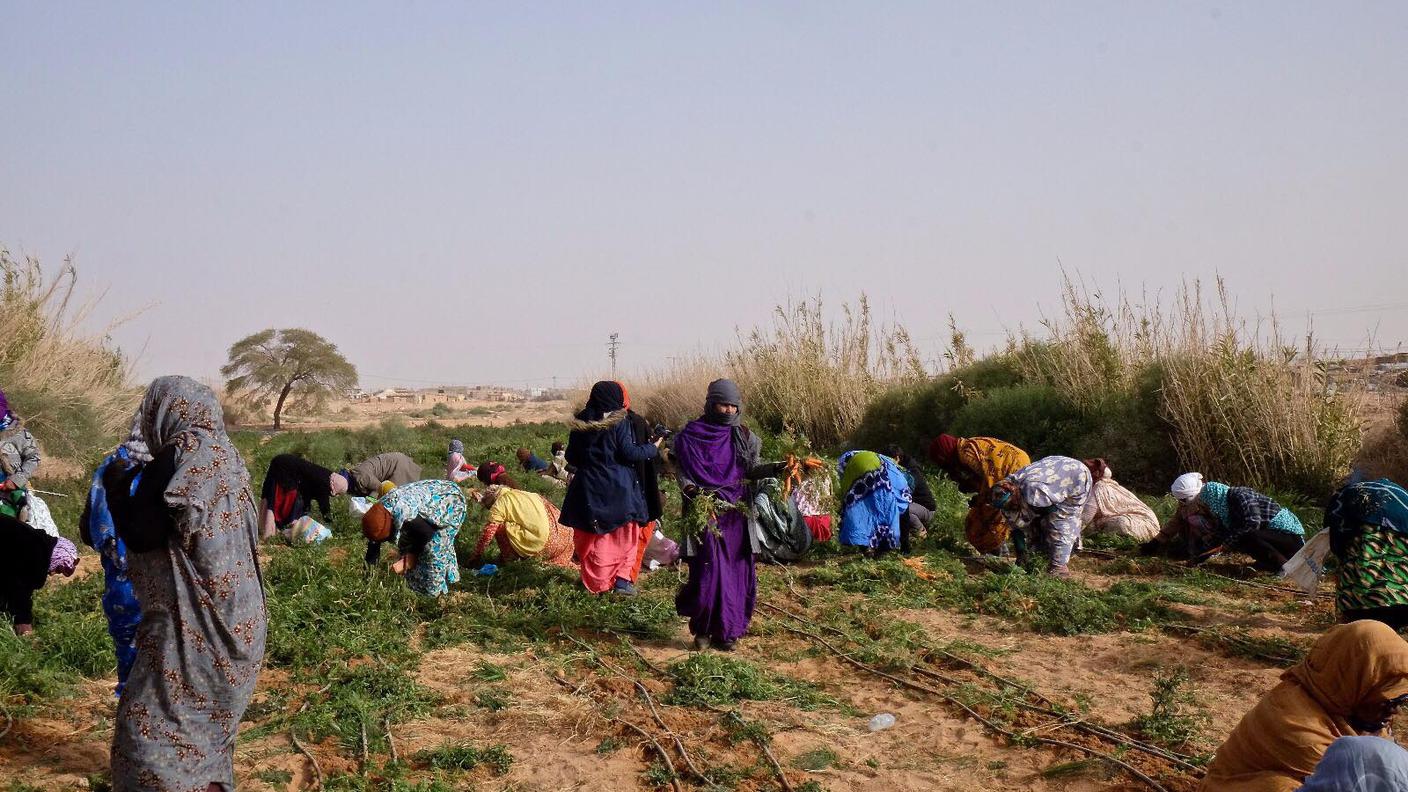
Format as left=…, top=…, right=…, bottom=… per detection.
left=672, top=379, right=783, bottom=651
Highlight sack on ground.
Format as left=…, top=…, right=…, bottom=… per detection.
left=1282, top=531, right=1331, bottom=593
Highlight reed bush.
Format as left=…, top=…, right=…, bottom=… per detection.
left=0, top=248, right=136, bottom=464
left=727, top=294, right=925, bottom=447
left=857, top=276, right=1363, bottom=498
left=1014, top=276, right=1362, bottom=496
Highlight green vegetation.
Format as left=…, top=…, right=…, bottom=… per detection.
left=415, top=742, right=514, bottom=775
left=665, top=653, right=838, bottom=711
left=1131, top=666, right=1210, bottom=751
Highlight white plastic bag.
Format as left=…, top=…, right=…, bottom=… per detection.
left=27, top=493, right=60, bottom=537
left=348, top=496, right=375, bottom=517
left=1281, top=531, right=1331, bottom=594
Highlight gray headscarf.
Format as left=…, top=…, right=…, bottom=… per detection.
left=704, top=378, right=743, bottom=426
left=120, top=408, right=154, bottom=464
left=139, top=375, right=251, bottom=521
left=449, top=439, right=464, bottom=455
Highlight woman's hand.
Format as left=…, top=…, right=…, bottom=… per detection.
left=0, top=479, right=17, bottom=491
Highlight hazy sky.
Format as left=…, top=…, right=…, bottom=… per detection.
left=3, top=2, right=1406, bottom=389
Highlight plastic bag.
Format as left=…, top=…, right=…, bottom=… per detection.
left=283, top=516, right=331, bottom=545
left=348, top=497, right=375, bottom=517
left=1281, top=531, right=1331, bottom=594
left=643, top=529, right=680, bottom=568
left=26, top=493, right=60, bottom=538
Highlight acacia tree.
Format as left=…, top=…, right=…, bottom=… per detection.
left=221, top=328, right=357, bottom=429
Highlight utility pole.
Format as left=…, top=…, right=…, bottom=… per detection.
left=608, top=333, right=620, bottom=378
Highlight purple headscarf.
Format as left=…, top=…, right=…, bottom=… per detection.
left=49, top=536, right=78, bottom=574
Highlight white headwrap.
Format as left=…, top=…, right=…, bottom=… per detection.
left=1170, top=472, right=1205, bottom=501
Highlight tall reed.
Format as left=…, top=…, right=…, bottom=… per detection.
left=1013, top=275, right=1362, bottom=495
left=727, top=295, right=925, bottom=447
left=0, top=248, right=136, bottom=463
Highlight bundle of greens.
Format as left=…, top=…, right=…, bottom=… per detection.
left=681, top=491, right=746, bottom=540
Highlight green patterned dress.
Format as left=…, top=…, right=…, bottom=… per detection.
left=1336, top=525, right=1408, bottom=614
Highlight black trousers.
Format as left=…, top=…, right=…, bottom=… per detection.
left=1, top=580, right=35, bottom=626
left=1230, top=529, right=1304, bottom=573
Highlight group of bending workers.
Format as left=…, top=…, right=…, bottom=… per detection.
left=8, top=365, right=1408, bottom=792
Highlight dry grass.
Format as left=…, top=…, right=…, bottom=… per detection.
left=632, top=296, right=925, bottom=446
left=1013, top=274, right=1363, bottom=495
left=631, top=354, right=725, bottom=429
left=727, top=294, right=926, bottom=447
left=0, top=248, right=137, bottom=463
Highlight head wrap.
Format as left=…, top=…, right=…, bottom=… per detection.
left=0, top=388, right=15, bottom=430
left=378, top=480, right=397, bottom=497
left=449, top=439, right=464, bottom=455
left=928, top=434, right=960, bottom=466
left=515, top=447, right=531, bottom=461
left=138, top=376, right=249, bottom=528
left=1083, top=458, right=1111, bottom=483
left=120, top=408, right=154, bottom=464
left=1298, top=736, right=1408, bottom=792
left=990, top=479, right=1019, bottom=510
left=362, top=502, right=393, bottom=542
left=477, top=461, right=507, bottom=485
left=703, top=379, right=743, bottom=426
left=49, top=536, right=79, bottom=575
left=615, top=381, right=631, bottom=410
left=577, top=381, right=626, bottom=422
left=1170, top=472, right=1204, bottom=501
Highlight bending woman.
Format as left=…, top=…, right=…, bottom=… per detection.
left=928, top=434, right=1030, bottom=554
left=468, top=486, right=575, bottom=568
left=1201, top=620, right=1408, bottom=791
left=1325, top=478, right=1408, bottom=629
left=836, top=451, right=912, bottom=555
left=992, top=455, right=1092, bottom=577
left=362, top=479, right=467, bottom=597
left=0, top=515, right=77, bottom=635
left=104, top=376, right=266, bottom=792
left=559, top=381, right=660, bottom=596
left=1159, top=472, right=1305, bottom=572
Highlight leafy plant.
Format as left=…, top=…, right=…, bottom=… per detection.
left=1131, top=666, right=1209, bottom=750
left=221, top=327, right=358, bottom=429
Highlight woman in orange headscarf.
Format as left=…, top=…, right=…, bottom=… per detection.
left=928, top=434, right=1031, bottom=554
left=1200, top=620, right=1408, bottom=792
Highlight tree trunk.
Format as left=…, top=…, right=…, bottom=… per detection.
left=272, top=382, right=294, bottom=430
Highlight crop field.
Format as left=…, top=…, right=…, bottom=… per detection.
left=0, top=420, right=1348, bottom=791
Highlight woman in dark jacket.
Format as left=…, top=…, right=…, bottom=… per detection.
left=559, top=381, right=661, bottom=595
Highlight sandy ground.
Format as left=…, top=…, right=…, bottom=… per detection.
left=3, top=548, right=1342, bottom=792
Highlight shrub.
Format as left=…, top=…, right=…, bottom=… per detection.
left=947, top=385, right=1091, bottom=460
left=850, top=355, right=1026, bottom=452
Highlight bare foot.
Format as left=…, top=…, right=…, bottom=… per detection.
left=14, top=623, right=33, bottom=636
left=390, top=554, right=417, bottom=575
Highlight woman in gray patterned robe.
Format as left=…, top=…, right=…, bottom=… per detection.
left=105, top=376, right=266, bottom=791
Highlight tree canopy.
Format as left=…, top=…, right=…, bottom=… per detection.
left=221, top=328, right=357, bottom=429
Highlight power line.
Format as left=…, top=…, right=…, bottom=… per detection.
left=608, top=333, right=620, bottom=378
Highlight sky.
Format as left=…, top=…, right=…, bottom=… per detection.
left=3, top=2, right=1406, bottom=390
